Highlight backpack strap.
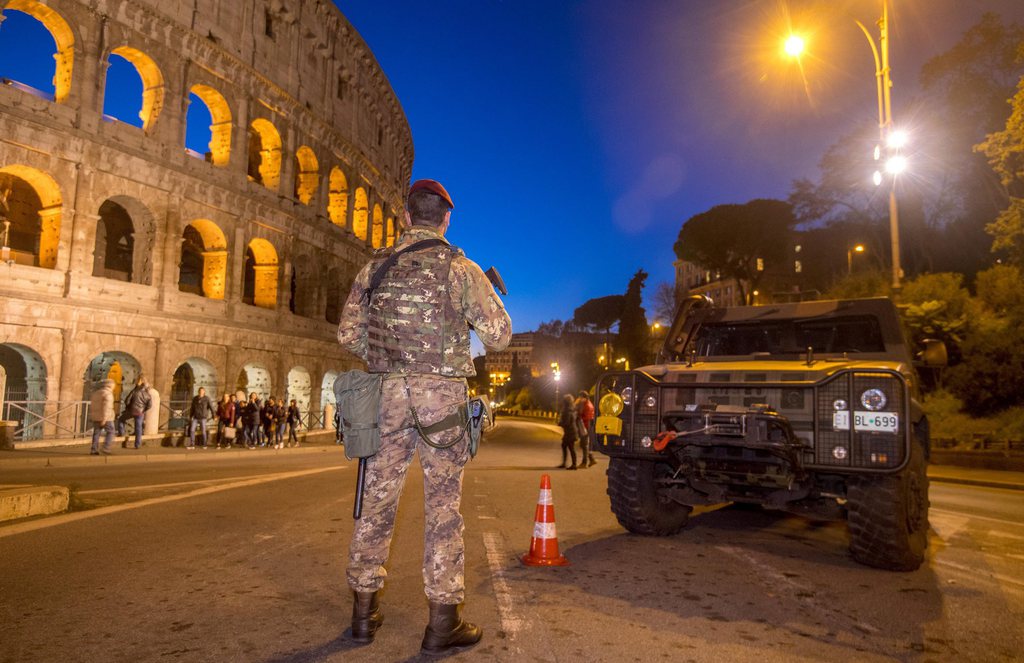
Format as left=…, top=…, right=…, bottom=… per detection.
left=362, top=238, right=452, bottom=303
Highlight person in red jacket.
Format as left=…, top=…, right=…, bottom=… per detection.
left=575, top=390, right=596, bottom=467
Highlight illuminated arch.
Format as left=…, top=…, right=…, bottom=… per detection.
left=107, top=46, right=165, bottom=132
left=4, top=0, right=75, bottom=103
left=294, top=146, right=319, bottom=205
left=247, top=119, right=282, bottom=190
left=371, top=204, right=384, bottom=248
left=0, top=164, right=62, bottom=269
left=178, top=218, right=227, bottom=299
left=385, top=217, right=396, bottom=247
left=236, top=362, right=272, bottom=399
left=187, top=84, right=231, bottom=166
left=242, top=237, right=279, bottom=309
left=328, top=167, right=348, bottom=228
left=352, top=187, right=368, bottom=241
left=286, top=366, right=311, bottom=415
left=0, top=342, right=48, bottom=440
left=82, top=350, right=142, bottom=407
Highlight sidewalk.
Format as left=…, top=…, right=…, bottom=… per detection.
left=927, top=464, right=1024, bottom=492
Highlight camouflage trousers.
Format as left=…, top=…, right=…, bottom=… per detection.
left=346, top=374, right=471, bottom=604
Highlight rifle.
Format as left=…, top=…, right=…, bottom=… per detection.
left=354, top=457, right=367, bottom=519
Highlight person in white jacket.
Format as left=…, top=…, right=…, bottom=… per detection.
left=89, top=379, right=116, bottom=455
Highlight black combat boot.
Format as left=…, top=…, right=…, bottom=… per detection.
left=420, top=601, right=482, bottom=654
left=350, top=590, right=383, bottom=643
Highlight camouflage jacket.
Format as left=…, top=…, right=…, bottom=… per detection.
left=338, top=226, right=512, bottom=376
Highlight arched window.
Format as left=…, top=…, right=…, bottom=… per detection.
left=328, top=167, right=348, bottom=228
left=0, top=1, right=74, bottom=103
left=102, top=46, right=164, bottom=132
left=352, top=187, right=368, bottom=241
left=185, top=84, right=231, bottom=166
left=371, top=204, right=384, bottom=248
left=385, top=217, right=396, bottom=247
left=0, top=164, right=62, bottom=268
left=242, top=238, right=278, bottom=309
left=93, top=200, right=134, bottom=282
left=247, top=119, right=282, bottom=190
left=293, top=146, right=318, bottom=204
left=0, top=342, right=48, bottom=440
left=325, top=266, right=343, bottom=324
left=178, top=219, right=227, bottom=299
left=236, top=363, right=272, bottom=400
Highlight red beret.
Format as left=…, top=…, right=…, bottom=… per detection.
left=409, top=179, right=454, bottom=209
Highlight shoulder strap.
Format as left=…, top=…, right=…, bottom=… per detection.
left=363, top=238, right=453, bottom=302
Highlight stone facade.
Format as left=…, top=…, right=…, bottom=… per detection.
left=0, top=0, right=412, bottom=438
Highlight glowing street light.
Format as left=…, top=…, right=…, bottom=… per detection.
left=885, top=155, right=907, bottom=175
left=847, top=244, right=866, bottom=275
left=783, top=34, right=805, bottom=58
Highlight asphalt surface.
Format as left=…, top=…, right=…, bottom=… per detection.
left=1, top=418, right=1022, bottom=662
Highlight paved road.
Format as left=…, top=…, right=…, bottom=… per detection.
left=1, top=419, right=1021, bottom=662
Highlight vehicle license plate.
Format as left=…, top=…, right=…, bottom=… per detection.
left=854, top=411, right=898, bottom=433
left=833, top=411, right=850, bottom=431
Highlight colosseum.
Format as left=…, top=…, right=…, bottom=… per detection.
left=0, top=0, right=412, bottom=443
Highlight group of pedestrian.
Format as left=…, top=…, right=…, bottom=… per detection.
left=558, top=390, right=596, bottom=470
left=87, top=378, right=304, bottom=453
left=191, top=390, right=303, bottom=449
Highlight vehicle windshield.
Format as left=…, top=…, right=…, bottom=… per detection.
left=687, top=315, right=885, bottom=358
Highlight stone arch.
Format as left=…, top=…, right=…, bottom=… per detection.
left=242, top=237, right=278, bottom=309
left=371, top=203, right=384, bottom=248
left=288, top=252, right=316, bottom=317
left=168, top=356, right=217, bottom=429
left=320, top=370, right=338, bottom=410
left=178, top=218, right=227, bottom=299
left=187, top=84, right=231, bottom=166
left=92, top=196, right=155, bottom=285
left=293, top=145, right=318, bottom=204
left=2, top=1, right=75, bottom=103
left=352, top=187, right=368, bottom=241
left=325, top=266, right=344, bottom=324
left=82, top=350, right=142, bottom=408
left=328, top=167, right=348, bottom=228
left=236, top=363, right=272, bottom=400
left=385, top=216, right=396, bottom=247
left=0, top=164, right=62, bottom=269
left=286, top=366, right=311, bottom=415
left=104, top=46, right=165, bottom=132
left=0, top=342, right=47, bottom=440
left=247, top=118, right=282, bottom=190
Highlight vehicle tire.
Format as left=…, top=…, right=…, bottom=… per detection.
left=846, top=438, right=929, bottom=571
left=606, top=457, right=692, bottom=536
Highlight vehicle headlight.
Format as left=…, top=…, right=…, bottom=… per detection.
left=833, top=399, right=848, bottom=411
left=643, top=393, right=657, bottom=408
left=860, top=388, right=887, bottom=411
left=620, top=387, right=633, bottom=406
left=599, top=392, right=624, bottom=417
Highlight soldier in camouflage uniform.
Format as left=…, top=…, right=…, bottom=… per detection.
left=337, top=178, right=512, bottom=654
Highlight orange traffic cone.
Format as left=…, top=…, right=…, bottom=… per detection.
left=521, top=474, right=570, bottom=566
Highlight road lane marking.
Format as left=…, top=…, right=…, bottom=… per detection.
left=933, top=559, right=1024, bottom=592
left=483, top=531, right=523, bottom=649
left=931, top=507, right=1024, bottom=528
left=0, top=466, right=343, bottom=539
left=717, top=545, right=881, bottom=635
left=929, top=512, right=970, bottom=541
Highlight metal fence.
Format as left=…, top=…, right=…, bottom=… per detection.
left=1, top=398, right=332, bottom=441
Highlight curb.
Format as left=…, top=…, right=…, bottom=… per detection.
left=0, top=444, right=346, bottom=469
left=926, top=474, right=1024, bottom=492
left=0, top=485, right=70, bottom=522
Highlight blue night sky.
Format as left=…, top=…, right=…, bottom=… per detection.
left=2, top=0, right=1023, bottom=339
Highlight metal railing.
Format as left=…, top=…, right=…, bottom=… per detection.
left=1, top=400, right=91, bottom=440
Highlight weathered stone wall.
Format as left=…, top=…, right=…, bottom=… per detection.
left=0, top=0, right=411, bottom=436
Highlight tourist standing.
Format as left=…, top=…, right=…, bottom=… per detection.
left=89, top=379, right=116, bottom=455
left=187, top=387, right=215, bottom=448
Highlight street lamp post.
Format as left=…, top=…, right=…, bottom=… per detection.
left=785, top=1, right=903, bottom=290
left=855, top=0, right=902, bottom=291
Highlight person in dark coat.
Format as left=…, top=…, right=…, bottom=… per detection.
left=118, top=376, right=152, bottom=449
left=242, top=392, right=261, bottom=448
left=261, top=397, right=277, bottom=447
left=557, top=394, right=578, bottom=470
left=188, top=387, right=215, bottom=448
left=286, top=399, right=301, bottom=447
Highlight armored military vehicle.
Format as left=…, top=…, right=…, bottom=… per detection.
left=593, top=296, right=945, bottom=571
